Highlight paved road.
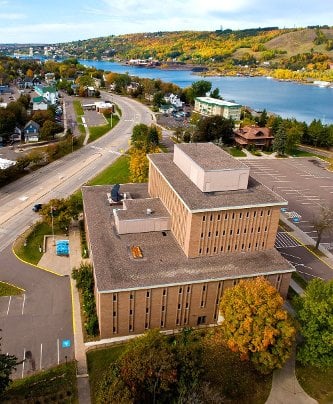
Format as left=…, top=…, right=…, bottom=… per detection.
left=0, top=94, right=154, bottom=377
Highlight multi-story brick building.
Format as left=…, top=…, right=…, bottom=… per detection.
left=82, top=143, right=294, bottom=339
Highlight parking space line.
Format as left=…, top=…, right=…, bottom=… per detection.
left=57, top=338, right=60, bottom=365
left=6, top=296, right=11, bottom=315
left=22, top=348, right=26, bottom=378
left=40, top=343, right=43, bottom=370
left=22, top=294, right=26, bottom=315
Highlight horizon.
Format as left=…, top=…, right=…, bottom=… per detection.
left=0, top=0, right=332, bottom=44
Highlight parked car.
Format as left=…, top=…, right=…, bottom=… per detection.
left=32, top=203, right=43, bottom=212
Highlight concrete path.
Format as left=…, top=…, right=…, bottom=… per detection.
left=38, top=226, right=91, bottom=403
left=266, top=349, right=317, bottom=404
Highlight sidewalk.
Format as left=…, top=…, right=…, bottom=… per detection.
left=37, top=227, right=91, bottom=404
left=266, top=348, right=317, bottom=404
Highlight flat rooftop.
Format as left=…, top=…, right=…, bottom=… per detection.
left=175, top=143, right=248, bottom=171
left=116, top=198, right=170, bottom=220
left=82, top=184, right=294, bottom=292
left=148, top=153, right=287, bottom=212
left=196, top=96, right=241, bottom=107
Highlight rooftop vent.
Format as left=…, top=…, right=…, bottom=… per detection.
left=131, top=245, right=143, bottom=259
left=111, top=184, right=121, bottom=202
left=146, top=208, right=153, bottom=215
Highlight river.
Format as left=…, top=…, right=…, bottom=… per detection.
left=80, top=60, right=333, bottom=124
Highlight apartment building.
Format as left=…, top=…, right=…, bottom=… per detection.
left=194, top=96, right=241, bottom=121
left=82, top=143, right=294, bottom=339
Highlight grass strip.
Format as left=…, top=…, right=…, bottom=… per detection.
left=0, top=281, right=23, bottom=296
left=88, top=154, right=130, bottom=185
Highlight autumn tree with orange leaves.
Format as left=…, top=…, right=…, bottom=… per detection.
left=219, top=277, right=295, bottom=374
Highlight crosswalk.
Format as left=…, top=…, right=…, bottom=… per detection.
left=275, top=232, right=301, bottom=249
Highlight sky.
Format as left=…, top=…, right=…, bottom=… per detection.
left=0, top=0, right=332, bottom=44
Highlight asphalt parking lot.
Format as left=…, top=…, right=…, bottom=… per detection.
left=245, top=157, right=333, bottom=246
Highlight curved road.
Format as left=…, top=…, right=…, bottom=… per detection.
left=0, top=94, right=154, bottom=377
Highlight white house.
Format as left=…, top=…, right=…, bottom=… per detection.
left=164, top=93, right=184, bottom=109
left=34, top=85, right=58, bottom=105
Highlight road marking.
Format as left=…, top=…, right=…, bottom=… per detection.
left=57, top=338, right=60, bottom=365
left=22, top=294, right=26, bottom=315
left=6, top=296, right=11, bottom=315
left=22, top=348, right=26, bottom=378
left=40, top=344, right=43, bottom=370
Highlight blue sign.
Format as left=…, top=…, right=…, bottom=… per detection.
left=62, top=339, right=71, bottom=348
left=292, top=217, right=300, bottom=223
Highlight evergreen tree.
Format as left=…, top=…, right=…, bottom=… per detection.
left=273, top=122, right=288, bottom=156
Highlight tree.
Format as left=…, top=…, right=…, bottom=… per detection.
left=129, top=146, right=159, bottom=183
left=31, top=109, right=55, bottom=127
left=295, top=278, right=333, bottom=367
left=0, top=331, right=20, bottom=395
left=311, top=205, right=333, bottom=249
left=193, top=115, right=234, bottom=144
left=131, top=123, right=149, bottom=148
left=97, top=330, right=178, bottom=403
left=219, top=277, right=295, bottom=374
left=0, top=109, right=15, bottom=140
left=273, top=122, right=288, bottom=156
left=40, top=120, right=63, bottom=140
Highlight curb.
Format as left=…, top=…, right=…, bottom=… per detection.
left=11, top=244, right=64, bottom=277
left=0, top=280, right=26, bottom=292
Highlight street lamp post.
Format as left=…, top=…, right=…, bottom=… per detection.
left=51, top=207, right=55, bottom=246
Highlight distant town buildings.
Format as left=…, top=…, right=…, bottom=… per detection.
left=82, top=143, right=293, bottom=339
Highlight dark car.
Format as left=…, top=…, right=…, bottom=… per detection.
left=32, top=203, right=43, bottom=212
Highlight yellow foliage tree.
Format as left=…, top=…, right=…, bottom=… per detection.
left=129, top=145, right=160, bottom=183
left=219, top=277, right=295, bottom=374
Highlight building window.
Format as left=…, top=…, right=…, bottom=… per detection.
left=129, top=325, right=133, bottom=331
left=261, top=210, right=263, bottom=216
left=179, top=287, right=182, bottom=293
left=162, top=305, right=165, bottom=311
left=146, top=291, right=150, bottom=298
left=255, top=242, right=258, bottom=248
left=248, top=243, right=251, bottom=248
left=201, top=232, right=204, bottom=238
left=251, top=227, right=254, bottom=233
left=113, top=311, right=116, bottom=317
left=113, top=327, right=116, bottom=333
left=233, top=280, right=238, bottom=286
left=232, top=212, right=235, bottom=219
left=235, top=245, right=237, bottom=250
left=246, top=212, right=249, bottom=218
left=223, top=230, right=226, bottom=236
left=186, top=302, right=189, bottom=308
left=178, top=304, right=181, bottom=309
left=230, top=229, right=233, bottom=235
left=265, top=226, right=268, bottom=232
left=203, top=285, right=206, bottom=291
left=225, top=213, right=228, bottom=219
left=210, top=215, right=213, bottom=221
left=228, top=245, right=231, bottom=251
left=145, top=323, right=148, bottom=329
left=239, top=212, right=242, bottom=218
left=199, top=248, right=202, bottom=253
left=216, top=231, right=219, bottom=236
left=262, top=241, right=265, bottom=247
left=244, top=228, right=247, bottom=234
left=208, top=231, right=211, bottom=237
left=130, top=294, right=134, bottom=299
left=113, top=295, right=117, bottom=301
left=220, top=246, right=223, bottom=251
left=254, top=211, right=257, bottom=217
left=217, top=214, right=221, bottom=220
left=146, top=307, right=149, bottom=313
left=161, top=321, right=164, bottom=327
left=258, top=227, right=261, bottom=232
left=202, top=215, right=206, bottom=222
left=214, top=246, right=217, bottom=252
left=268, top=210, right=271, bottom=216
left=163, top=289, right=166, bottom=296
left=237, top=229, right=240, bottom=235
left=242, top=243, right=245, bottom=249
left=197, top=316, right=206, bottom=325
left=187, top=286, right=191, bottom=293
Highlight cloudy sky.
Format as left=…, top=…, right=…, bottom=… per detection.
left=0, top=0, right=332, bottom=44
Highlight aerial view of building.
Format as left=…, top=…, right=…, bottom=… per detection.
left=82, top=143, right=294, bottom=339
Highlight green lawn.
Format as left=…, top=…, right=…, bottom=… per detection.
left=296, top=364, right=333, bottom=403
left=291, top=149, right=314, bottom=157
left=73, top=100, right=84, bottom=116
left=14, top=221, right=54, bottom=265
left=88, top=115, right=120, bottom=143
left=87, top=345, right=125, bottom=402
left=88, top=154, right=130, bottom=185
left=227, top=147, right=247, bottom=157
left=2, top=362, right=78, bottom=403
left=0, top=281, right=23, bottom=296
